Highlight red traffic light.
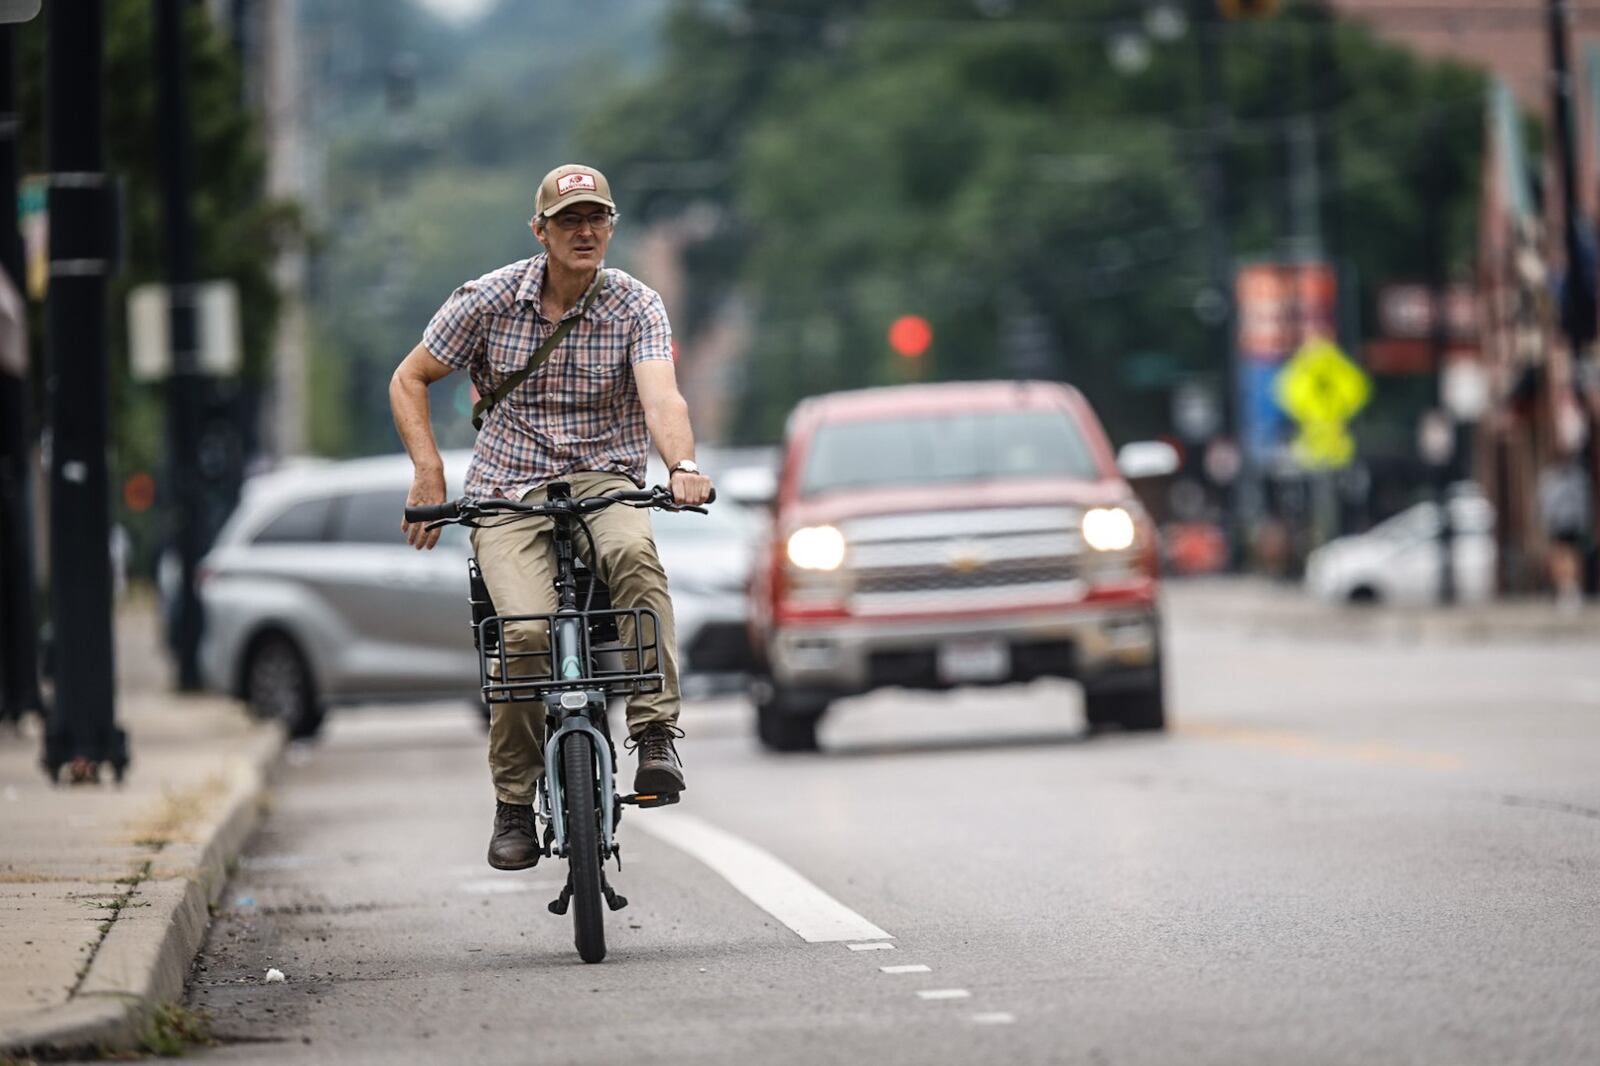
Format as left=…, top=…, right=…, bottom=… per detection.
left=888, top=315, right=933, bottom=358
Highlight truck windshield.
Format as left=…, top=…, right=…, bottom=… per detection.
left=800, top=409, right=1102, bottom=495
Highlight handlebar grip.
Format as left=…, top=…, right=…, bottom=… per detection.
left=648, top=485, right=716, bottom=504
left=404, top=500, right=460, bottom=523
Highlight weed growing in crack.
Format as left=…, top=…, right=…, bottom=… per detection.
left=138, top=1003, right=214, bottom=1056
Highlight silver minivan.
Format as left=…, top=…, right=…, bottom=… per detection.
left=200, top=452, right=755, bottom=736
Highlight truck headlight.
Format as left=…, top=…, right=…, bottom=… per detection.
left=786, top=525, right=846, bottom=571
left=1082, top=507, right=1136, bottom=552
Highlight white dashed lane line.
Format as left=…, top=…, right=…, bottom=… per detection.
left=634, top=811, right=894, bottom=943
left=633, top=812, right=1021, bottom=1021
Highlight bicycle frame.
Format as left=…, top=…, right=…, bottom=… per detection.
left=470, top=483, right=661, bottom=861
left=407, top=480, right=707, bottom=961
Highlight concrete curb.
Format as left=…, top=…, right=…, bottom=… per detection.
left=0, top=723, right=283, bottom=1058
left=1165, top=579, right=1600, bottom=645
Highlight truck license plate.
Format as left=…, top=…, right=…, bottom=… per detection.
left=937, top=639, right=1010, bottom=683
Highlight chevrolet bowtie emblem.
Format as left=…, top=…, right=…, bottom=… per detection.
left=945, top=540, right=987, bottom=572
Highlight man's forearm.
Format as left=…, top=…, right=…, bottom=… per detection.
left=389, top=368, right=443, bottom=473
left=645, top=392, right=695, bottom=468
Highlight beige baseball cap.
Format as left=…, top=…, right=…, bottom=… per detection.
left=535, top=163, right=616, bottom=219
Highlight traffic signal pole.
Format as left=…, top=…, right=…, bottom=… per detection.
left=1190, top=0, right=1248, bottom=558
left=41, top=0, right=127, bottom=781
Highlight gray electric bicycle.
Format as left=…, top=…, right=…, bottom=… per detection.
left=405, top=481, right=711, bottom=963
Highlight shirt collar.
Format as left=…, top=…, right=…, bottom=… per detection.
left=515, top=254, right=616, bottom=321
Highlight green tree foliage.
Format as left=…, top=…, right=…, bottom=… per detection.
left=18, top=1, right=293, bottom=567
left=579, top=0, right=1486, bottom=446
left=300, top=0, right=659, bottom=455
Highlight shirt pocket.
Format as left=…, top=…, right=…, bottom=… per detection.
left=484, top=314, right=543, bottom=393
left=561, top=348, right=625, bottom=405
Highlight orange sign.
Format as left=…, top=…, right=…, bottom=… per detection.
left=1235, top=263, right=1337, bottom=362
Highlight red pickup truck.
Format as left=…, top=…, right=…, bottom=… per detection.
left=747, top=380, right=1167, bottom=751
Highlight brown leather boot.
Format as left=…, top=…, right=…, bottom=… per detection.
left=630, top=724, right=686, bottom=794
left=487, top=801, right=539, bottom=870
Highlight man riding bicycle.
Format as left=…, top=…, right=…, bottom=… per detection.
left=389, top=163, right=713, bottom=871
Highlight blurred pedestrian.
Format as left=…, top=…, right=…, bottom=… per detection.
left=1538, top=455, right=1591, bottom=613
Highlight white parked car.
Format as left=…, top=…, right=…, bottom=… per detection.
left=1303, top=491, right=1496, bottom=606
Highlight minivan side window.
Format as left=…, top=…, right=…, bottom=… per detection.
left=332, top=489, right=409, bottom=545
left=252, top=496, right=334, bottom=544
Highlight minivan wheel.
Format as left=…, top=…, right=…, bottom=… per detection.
left=244, top=633, right=325, bottom=739
left=754, top=682, right=825, bottom=753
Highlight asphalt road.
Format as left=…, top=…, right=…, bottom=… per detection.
left=173, top=597, right=1599, bottom=1066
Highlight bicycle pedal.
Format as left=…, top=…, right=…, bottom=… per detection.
left=620, top=791, right=680, bottom=808
left=604, top=889, right=629, bottom=912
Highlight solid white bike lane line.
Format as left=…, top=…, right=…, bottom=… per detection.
left=634, top=811, right=894, bottom=944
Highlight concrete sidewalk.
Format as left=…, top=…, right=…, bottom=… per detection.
left=0, top=597, right=282, bottom=1058
left=1167, top=575, right=1600, bottom=644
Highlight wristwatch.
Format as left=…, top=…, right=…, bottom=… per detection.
left=670, top=459, right=700, bottom=476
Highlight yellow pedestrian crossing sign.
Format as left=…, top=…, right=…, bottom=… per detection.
left=1292, top=421, right=1356, bottom=469
left=1275, top=338, right=1370, bottom=425
left=1273, top=338, right=1370, bottom=469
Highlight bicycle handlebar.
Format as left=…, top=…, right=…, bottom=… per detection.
left=403, top=500, right=461, bottom=523
left=404, top=485, right=714, bottom=525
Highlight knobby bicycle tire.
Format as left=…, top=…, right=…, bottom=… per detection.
left=563, top=733, right=607, bottom=963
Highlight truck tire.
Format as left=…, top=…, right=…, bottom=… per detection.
left=1083, top=684, right=1166, bottom=732
left=754, top=682, right=826, bottom=753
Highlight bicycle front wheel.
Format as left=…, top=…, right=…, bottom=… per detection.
left=562, top=732, right=607, bottom=963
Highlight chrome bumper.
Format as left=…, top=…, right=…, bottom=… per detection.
left=769, top=602, right=1158, bottom=692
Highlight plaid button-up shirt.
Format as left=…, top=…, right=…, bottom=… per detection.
left=423, top=255, right=674, bottom=501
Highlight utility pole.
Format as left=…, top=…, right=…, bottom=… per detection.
left=1424, top=115, right=1458, bottom=605
left=155, top=0, right=206, bottom=690
left=0, top=23, right=43, bottom=727
left=41, top=0, right=128, bottom=781
left=264, top=0, right=310, bottom=459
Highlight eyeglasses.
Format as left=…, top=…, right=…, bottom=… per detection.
left=547, top=210, right=617, bottom=232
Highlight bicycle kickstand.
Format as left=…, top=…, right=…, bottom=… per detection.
left=602, top=873, right=628, bottom=912
left=548, top=877, right=572, bottom=916
left=547, top=872, right=627, bottom=913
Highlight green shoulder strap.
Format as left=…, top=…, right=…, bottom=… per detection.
left=471, top=269, right=607, bottom=432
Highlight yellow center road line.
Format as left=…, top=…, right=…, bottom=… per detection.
left=1175, top=721, right=1464, bottom=771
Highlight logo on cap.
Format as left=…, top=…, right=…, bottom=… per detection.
left=556, top=173, right=598, bottom=195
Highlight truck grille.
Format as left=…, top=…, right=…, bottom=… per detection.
left=841, top=506, right=1089, bottom=614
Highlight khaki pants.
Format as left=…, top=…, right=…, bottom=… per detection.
left=470, top=471, right=680, bottom=805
